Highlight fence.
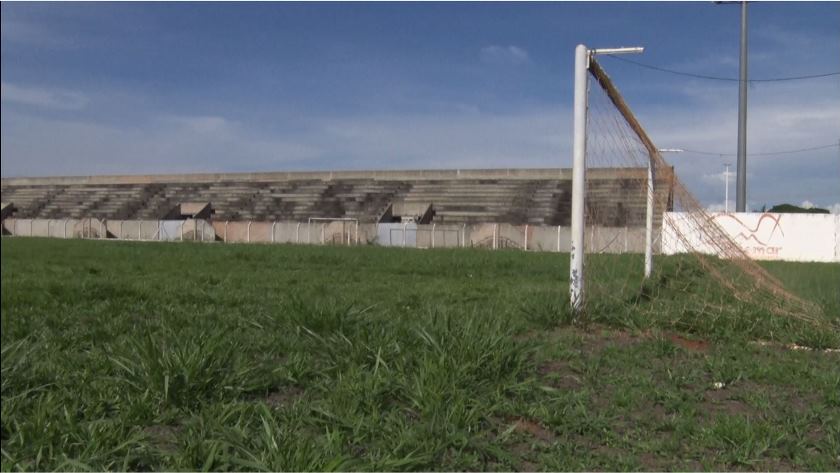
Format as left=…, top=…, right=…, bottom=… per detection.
left=1, top=217, right=653, bottom=254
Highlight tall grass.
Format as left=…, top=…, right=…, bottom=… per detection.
left=2, top=238, right=838, bottom=470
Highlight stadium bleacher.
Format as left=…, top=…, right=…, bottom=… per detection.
left=0, top=168, right=673, bottom=226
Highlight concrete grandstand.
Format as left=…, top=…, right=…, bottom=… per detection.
left=1, top=167, right=673, bottom=227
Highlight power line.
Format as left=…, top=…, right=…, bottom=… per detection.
left=678, top=142, right=840, bottom=157
left=606, top=55, right=840, bottom=82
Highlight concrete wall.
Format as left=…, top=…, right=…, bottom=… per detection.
left=2, top=218, right=107, bottom=239
left=2, top=217, right=651, bottom=254
left=207, top=220, right=378, bottom=245
left=9, top=213, right=835, bottom=262
left=104, top=220, right=164, bottom=240
left=662, top=212, right=840, bottom=263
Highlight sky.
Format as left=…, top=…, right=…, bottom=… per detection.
left=1, top=1, right=839, bottom=211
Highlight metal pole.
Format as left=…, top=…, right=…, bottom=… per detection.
left=644, top=156, right=655, bottom=278
left=624, top=226, right=628, bottom=253
left=431, top=223, right=436, bottom=248
left=724, top=163, right=731, bottom=213
left=524, top=224, right=528, bottom=251
left=570, top=44, right=588, bottom=311
left=736, top=0, right=748, bottom=212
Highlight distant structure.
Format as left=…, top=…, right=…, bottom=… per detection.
left=1, top=168, right=673, bottom=227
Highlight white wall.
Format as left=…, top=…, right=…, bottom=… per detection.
left=662, top=212, right=840, bottom=263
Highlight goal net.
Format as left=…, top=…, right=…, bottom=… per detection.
left=571, top=45, right=828, bottom=334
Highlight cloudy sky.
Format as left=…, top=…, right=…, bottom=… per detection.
left=2, top=2, right=838, bottom=211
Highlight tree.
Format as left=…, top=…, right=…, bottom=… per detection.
left=767, top=203, right=829, bottom=214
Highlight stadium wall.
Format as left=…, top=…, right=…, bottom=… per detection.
left=2, top=217, right=654, bottom=254
left=662, top=212, right=840, bottom=263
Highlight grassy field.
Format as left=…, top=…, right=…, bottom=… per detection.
left=2, top=237, right=839, bottom=471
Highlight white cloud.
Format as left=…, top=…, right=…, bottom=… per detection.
left=1, top=82, right=89, bottom=110
left=800, top=200, right=815, bottom=209
left=0, top=112, right=322, bottom=177
left=318, top=109, right=565, bottom=169
left=706, top=202, right=727, bottom=213
left=479, top=45, right=530, bottom=66
left=1, top=104, right=568, bottom=177
left=637, top=77, right=840, bottom=209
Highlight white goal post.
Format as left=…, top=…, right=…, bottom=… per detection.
left=569, top=44, right=656, bottom=312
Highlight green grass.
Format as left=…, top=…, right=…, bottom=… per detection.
left=2, top=238, right=839, bottom=471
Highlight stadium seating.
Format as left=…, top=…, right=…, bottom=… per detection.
left=1, top=168, right=672, bottom=226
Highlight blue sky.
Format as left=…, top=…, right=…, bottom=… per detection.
left=2, top=1, right=838, bottom=211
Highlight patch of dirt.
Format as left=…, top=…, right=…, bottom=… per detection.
left=518, top=459, right=539, bottom=472
left=756, top=458, right=798, bottom=472
left=630, top=403, right=669, bottom=424
left=262, top=385, right=305, bottom=409
left=785, top=391, right=822, bottom=415
left=702, top=388, right=757, bottom=418
left=638, top=452, right=666, bottom=471
left=611, top=329, right=647, bottom=347
left=666, top=333, right=710, bottom=353
left=537, top=360, right=582, bottom=390
left=142, top=424, right=182, bottom=453
left=537, top=324, right=646, bottom=352
left=580, top=327, right=646, bottom=354
left=507, top=440, right=542, bottom=472
left=610, top=402, right=670, bottom=437
left=512, top=418, right=557, bottom=444
left=803, top=426, right=825, bottom=445
left=536, top=360, right=568, bottom=376
left=591, top=444, right=623, bottom=458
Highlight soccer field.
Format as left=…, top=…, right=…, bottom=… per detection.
left=2, top=238, right=838, bottom=470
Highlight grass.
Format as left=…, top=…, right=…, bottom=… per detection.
left=1, top=237, right=839, bottom=471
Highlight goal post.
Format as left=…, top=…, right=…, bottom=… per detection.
left=570, top=44, right=654, bottom=312
left=569, top=44, right=588, bottom=312
left=567, top=43, right=825, bottom=328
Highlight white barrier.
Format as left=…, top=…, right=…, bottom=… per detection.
left=662, top=212, right=840, bottom=263
left=16, top=213, right=838, bottom=262
left=2, top=217, right=653, bottom=254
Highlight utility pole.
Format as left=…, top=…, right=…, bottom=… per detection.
left=736, top=0, right=748, bottom=212
left=723, top=163, right=732, bottom=213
